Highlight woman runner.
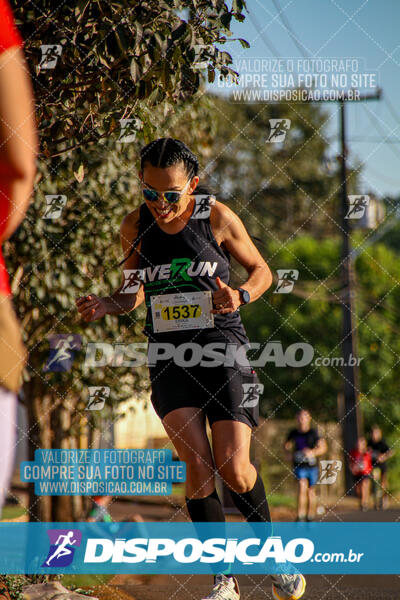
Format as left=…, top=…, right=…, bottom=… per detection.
left=76, top=138, right=306, bottom=600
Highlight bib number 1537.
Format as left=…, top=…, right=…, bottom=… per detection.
left=150, top=291, right=214, bottom=333
left=162, top=304, right=201, bottom=321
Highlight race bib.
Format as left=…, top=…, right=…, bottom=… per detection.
left=294, top=450, right=316, bottom=466
left=150, top=290, right=214, bottom=333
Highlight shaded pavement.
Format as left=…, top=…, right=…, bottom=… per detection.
left=94, top=502, right=400, bottom=600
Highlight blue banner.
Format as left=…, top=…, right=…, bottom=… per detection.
left=0, top=522, right=398, bottom=574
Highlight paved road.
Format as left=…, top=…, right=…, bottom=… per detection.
left=99, top=574, right=400, bottom=600
left=96, top=506, right=400, bottom=600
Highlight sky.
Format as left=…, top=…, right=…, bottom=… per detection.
left=208, top=0, right=400, bottom=198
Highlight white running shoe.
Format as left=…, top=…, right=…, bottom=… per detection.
left=201, top=574, right=240, bottom=600
left=271, top=573, right=306, bottom=600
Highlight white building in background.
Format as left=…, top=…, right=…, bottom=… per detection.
left=13, top=392, right=169, bottom=472
left=350, top=194, right=386, bottom=229
left=114, top=393, right=169, bottom=449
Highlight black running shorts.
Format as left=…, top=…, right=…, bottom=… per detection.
left=148, top=329, right=261, bottom=429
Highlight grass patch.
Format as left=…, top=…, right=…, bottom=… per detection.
left=172, top=483, right=185, bottom=497
left=62, top=574, right=113, bottom=589
left=1, top=505, right=28, bottom=520
left=266, top=493, right=296, bottom=508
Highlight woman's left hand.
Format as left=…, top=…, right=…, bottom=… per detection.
left=212, top=276, right=241, bottom=314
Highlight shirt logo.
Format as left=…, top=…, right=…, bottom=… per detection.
left=142, top=260, right=218, bottom=284
left=169, top=258, right=192, bottom=281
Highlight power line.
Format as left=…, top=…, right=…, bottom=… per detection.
left=361, top=103, right=400, bottom=161
left=384, top=95, right=400, bottom=126
left=271, top=0, right=309, bottom=58
left=247, top=8, right=282, bottom=57
left=348, top=137, right=400, bottom=143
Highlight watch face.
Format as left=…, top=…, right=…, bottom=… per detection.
left=241, top=289, right=250, bottom=304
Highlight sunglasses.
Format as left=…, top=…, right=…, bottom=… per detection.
left=142, top=179, right=191, bottom=204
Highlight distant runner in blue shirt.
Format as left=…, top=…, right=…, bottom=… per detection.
left=285, top=409, right=327, bottom=521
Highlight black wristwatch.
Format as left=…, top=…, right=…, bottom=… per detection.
left=237, top=287, right=250, bottom=306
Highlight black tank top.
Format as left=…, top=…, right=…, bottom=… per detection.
left=136, top=197, right=247, bottom=342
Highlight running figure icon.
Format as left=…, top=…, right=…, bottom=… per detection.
left=45, top=335, right=75, bottom=370
left=45, top=531, right=77, bottom=566
left=43, top=334, right=81, bottom=372
left=267, top=119, right=291, bottom=143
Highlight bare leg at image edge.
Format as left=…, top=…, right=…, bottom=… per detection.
left=0, top=387, right=17, bottom=517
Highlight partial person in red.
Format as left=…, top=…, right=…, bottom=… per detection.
left=0, top=0, right=37, bottom=520
left=349, top=437, right=373, bottom=511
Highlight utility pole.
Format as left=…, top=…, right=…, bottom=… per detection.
left=338, top=90, right=381, bottom=491
left=302, top=90, right=381, bottom=490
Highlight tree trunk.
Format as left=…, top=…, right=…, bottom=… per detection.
left=51, top=404, right=73, bottom=521
left=24, top=378, right=52, bottom=522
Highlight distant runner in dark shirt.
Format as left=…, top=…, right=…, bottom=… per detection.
left=285, top=409, right=327, bottom=521
left=368, top=425, right=393, bottom=509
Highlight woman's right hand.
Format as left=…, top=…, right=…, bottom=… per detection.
left=76, top=294, right=107, bottom=322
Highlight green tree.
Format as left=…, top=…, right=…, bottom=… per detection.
left=242, top=235, right=400, bottom=491
left=12, top=0, right=248, bottom=156
left=242, top=235, right=342, bottom=420
left=200, top=94, right=360, bottom=240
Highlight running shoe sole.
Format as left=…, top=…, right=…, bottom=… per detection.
left=271, top=574, right=306, bottom=600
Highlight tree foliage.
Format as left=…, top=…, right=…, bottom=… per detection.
left=202, top=94, right=360, bottom=240
left=12, top=0, right=248, bottom=156
left=242, top=236, right=400, bottom=440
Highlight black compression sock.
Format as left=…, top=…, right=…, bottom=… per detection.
left=229, top=472, right=271, bottom=522
left=185, top=489, right=225, bottom=522
left=186, top=491, right=234, bottom=582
